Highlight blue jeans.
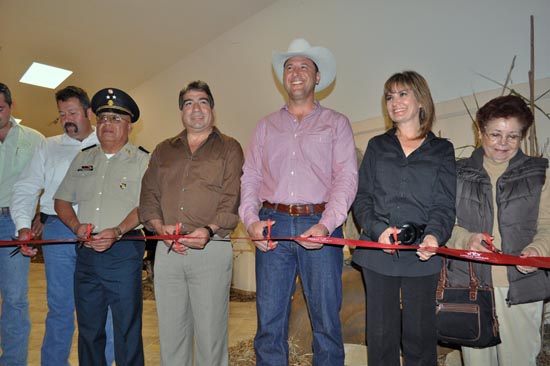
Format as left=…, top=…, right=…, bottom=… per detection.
left=255, top=208, right=344, bottom=366
left=41, top=216, right=115, bottom=366
left=0, top=213, right=31, bottom=366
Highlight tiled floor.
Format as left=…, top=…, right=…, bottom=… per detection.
left=23, top=263, right=462, bottom=365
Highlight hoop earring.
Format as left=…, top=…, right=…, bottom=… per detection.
left=419, top=108, right=425, bottom=124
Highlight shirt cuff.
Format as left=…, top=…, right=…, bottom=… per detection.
left=243, top=214, right=260, bottom=230
left=319, top=218, right=335, bottom=236
left=14, top=218, right=32, bottom=233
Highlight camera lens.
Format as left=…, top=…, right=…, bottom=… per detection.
left=388, top=223, right=425, bottom=245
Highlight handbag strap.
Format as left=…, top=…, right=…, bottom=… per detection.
left=468, top=261, right=480, bottom=301
left=436, top=258, right=449, bottom=300
left=436, top=257, right=484, bottom=301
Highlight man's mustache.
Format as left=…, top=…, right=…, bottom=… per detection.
left=63, top=122, right=78, bottom=133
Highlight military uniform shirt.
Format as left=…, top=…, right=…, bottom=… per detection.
left=54, top=142, right=149, bottom=232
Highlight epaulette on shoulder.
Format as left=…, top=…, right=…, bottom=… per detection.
left=81, top=144, right=97, bottom=152
left=138, top=146, right=150, bottom=154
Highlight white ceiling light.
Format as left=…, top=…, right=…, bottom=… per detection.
left=19, top=62, right=72, bottom=89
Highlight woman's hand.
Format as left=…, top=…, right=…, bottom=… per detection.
left=517, top=247, right=539, bottom=274
left=417, top=234, right=438, bottom=261
left=378, top=227, right=398, bottom=254
left=466, top=232, right=491, bottom=252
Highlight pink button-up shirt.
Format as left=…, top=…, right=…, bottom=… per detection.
left=239, top=101, right=358, bottom=234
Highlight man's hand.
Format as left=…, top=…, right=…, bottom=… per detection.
left=88, top=228, right=117, bottom=252
left=296, top=223, right=328, bottom=250
left=158, top=224, right=188, bottom=255
left=179, top=227, right=210, bottom=249
left=417, top=234, right=438, bottom=261
left=17, top=228, right=38, bottom=257
left=248, top=220, right=277, bottom=252
left=31, top=214, right=44, bottom=237
left=74, top=223, right=94, bottom=248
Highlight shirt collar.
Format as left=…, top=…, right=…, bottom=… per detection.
left=61, top=126, right=97, bottom=144
left=387, top=127, right=436, bottom=141
left=174, top=126, right=221, bottom=145
left=8, top=116, right=21, bottom=129
left=99, top=141, right=135, bottom=159
left=281, top=100, right=321, bottom=116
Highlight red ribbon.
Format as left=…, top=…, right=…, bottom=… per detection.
left=3, top=227, right=550, bottom=269
left=303, top=236, right=550, bottom=269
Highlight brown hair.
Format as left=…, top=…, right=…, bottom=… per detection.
left=0, top=83, right=13, bottom=106
left=476, top=95, right=533, bottom=137
left=56, top=86, right=90, bottom=111
left=178, top=80, right=214, bottom=110
left=382, top=71, right=435, bottom=137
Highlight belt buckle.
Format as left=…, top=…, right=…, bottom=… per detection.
left=288, top=204, right=299, bottom=216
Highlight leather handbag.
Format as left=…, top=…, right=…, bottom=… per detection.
left=435, top=258, right=501, bottom=348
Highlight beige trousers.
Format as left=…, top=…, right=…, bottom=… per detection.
left=154, top=239, right=233, bottom=366
left=462, top=286, right=543, bottom=366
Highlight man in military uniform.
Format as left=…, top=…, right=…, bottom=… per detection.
left=54, top=88, right=149, bottom=366
left=11, top=85, right=115, bottom=366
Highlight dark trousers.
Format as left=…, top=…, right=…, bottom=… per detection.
left=75, top=239, right=145, bottom=366
left=362, top=267, right=439, bottom=366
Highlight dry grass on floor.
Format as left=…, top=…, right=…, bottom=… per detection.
left=229, top=338, right=312, bottom=366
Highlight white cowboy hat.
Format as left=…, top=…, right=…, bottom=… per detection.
left=272, top=38, right=336, bottom=92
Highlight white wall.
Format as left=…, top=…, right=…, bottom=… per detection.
left=353, top=78, right=550, bottom=155
left=131, top=0, right=550, bottom=151
left=130, top=0, right=550, bottom=291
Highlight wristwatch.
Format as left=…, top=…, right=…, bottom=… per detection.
left=114, top=226, right=123, bottom=240
left=203, top=225, right=214, bottom=239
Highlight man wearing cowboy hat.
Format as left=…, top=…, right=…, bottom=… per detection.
left=54, top=88, right=149, bottom=366
left=239, top=38, right=358, bottom=365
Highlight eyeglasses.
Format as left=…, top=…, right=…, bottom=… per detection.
left=96, top=114, right=130, bottom=125
left=483, top=131, right=522, bottom=144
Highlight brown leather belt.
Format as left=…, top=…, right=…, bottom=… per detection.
left=0, top=207, right=9, bottom=215
left=263, top=201, right=326, bottom=216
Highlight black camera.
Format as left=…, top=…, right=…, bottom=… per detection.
left=389, top=223, right=426, bottom=245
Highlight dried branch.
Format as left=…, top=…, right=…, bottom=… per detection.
left=501, top=55, right=516, bottom=96
left=528, top=15, right=539, bottom=156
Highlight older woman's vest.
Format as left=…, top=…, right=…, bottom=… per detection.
left=448, top=148, right=549, bottom=305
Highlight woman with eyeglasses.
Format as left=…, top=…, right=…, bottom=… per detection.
left=352, top=71, right=456, bottom=366
left=446, top=94, right=550, bottom=366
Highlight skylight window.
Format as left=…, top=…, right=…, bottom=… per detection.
left=19, top=62, right=72, bottom=89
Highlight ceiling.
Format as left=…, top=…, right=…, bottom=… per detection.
left=0, top=0, right=277, bottom=136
